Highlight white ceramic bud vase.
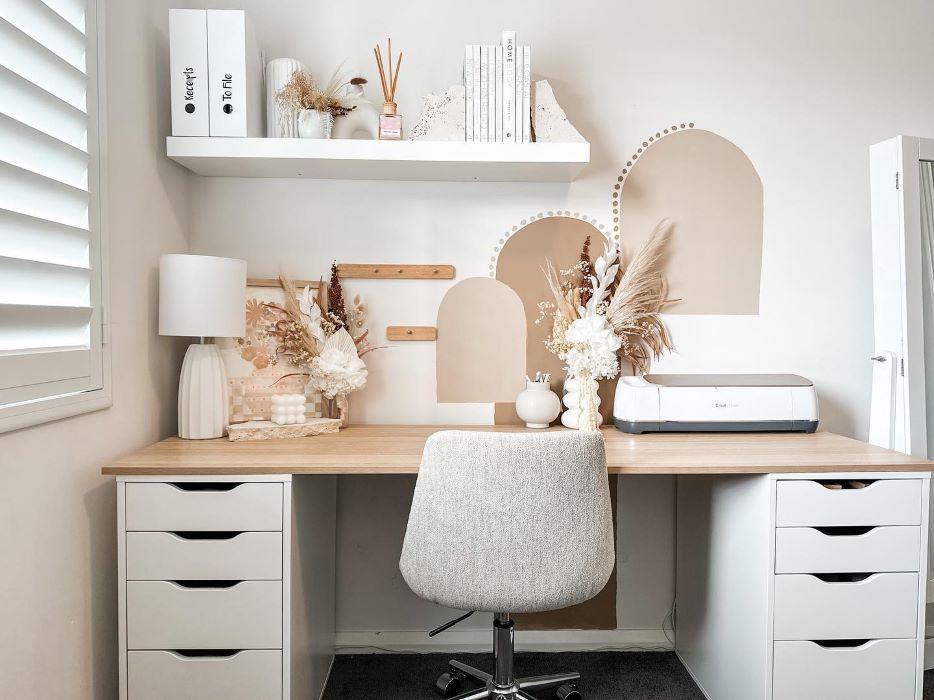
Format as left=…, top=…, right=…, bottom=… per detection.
left=516, top=379, right=561, bottom=429
left=298, top=109, right=334, bottom=138
left=561, top=374, right=602, bottom=430
left=332, top=81, right=379, bottom=139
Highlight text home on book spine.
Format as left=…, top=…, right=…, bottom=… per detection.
left=502, top=30, right=516, bottom=142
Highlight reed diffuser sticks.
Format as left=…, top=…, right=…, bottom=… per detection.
left=374, top=38, right=403, bottom=139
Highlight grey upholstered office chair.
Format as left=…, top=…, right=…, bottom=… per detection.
left=400, top=431, right=615, bottom=700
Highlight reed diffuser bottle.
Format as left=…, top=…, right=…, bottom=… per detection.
left=374, top=38, right=403, bottom=139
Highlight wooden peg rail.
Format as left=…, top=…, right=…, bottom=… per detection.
left=387, top=326, right=438, bottom=341
left=337, top=264, right=455, bottom=280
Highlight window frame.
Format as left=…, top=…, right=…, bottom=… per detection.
left=0, top=0, right=111, bottom=433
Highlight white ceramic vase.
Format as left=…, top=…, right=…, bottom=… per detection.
left=265, top=57, right=306, bottom=138
left=561, top=375, right=602, bottom=430
left=516, top=379, right=561, bottom=429
left=332, top=82, right=379, bottom=140
left=298, top=109, right=334, bottom=139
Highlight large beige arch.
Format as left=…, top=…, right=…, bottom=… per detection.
left=436, top=277, right=526, bottom=403
left=619, top=128, right=763, bottom=314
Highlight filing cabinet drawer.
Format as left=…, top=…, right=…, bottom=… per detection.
left=773, top=639, right=917, bottom=700
left=775, top=479, right=922, bottom=527
left=773, top=573, right=918, bottom=640
left=126, top=532, right=283, bottom=581
left=125, top=482, right=283, bottom=532
left=774, top=526, right=921, bottom=574
left=127, top=581, right=282, bottom=649
left=128, top=650, right=282, bottom=700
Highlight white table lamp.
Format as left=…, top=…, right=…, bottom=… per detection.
left=159, top=254, right=247, bottom=439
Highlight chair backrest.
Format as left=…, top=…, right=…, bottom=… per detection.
left=400, top=430, right=615, bottom=614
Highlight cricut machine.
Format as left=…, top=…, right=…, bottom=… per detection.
left=613, top=374, right=819, bottom=433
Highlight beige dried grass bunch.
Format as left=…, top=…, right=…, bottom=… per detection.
left=276, top=69, right=354, bottom=116
left=605, top=220, right=677, bottom=374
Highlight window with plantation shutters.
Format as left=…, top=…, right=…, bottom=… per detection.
left=0, top=0, right=109, bottom=430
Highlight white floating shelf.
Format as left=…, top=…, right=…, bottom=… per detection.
left=166, top=137, right=590, bottom=182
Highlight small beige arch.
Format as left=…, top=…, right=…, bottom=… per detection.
left=436, top=277, right=526, bottom=403
left=619, top=129, right=763, bottom=314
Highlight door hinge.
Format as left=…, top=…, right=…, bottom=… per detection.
left=900, top=358, right=905, bottom=377
left=101, top=306, right=110, bottom=345
left=896, top=171, right=900, bottom=190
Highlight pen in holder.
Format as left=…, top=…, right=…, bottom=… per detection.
left=374, top=38, right=403, bottom=140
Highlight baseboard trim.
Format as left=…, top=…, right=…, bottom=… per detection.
left=335, top=628, right=673, bottom=654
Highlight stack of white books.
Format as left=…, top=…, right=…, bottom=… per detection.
left=464, top=31, right=531, bottom=143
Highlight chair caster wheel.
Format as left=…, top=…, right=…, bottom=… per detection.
left=556, top=683, right=581, bottom=700
left=436, top=670, right=464, bottom=697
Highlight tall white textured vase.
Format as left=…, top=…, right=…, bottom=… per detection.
left=265, top=57, right=306, bottom=137
left=160, top=254, right=247, bottom=439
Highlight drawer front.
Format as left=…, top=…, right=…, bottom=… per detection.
left=773, top=573, right=919, bottom=640
left=775, top=479, right=922, bottom=527
left=127, top=581, right=282, bottom=650
left=126, top=532, right=283, bottom=581
left=128, top=650, right=281, bottom=700
left=773, top=639, right=917, bottom=700
left=125, top=482, right=283, bottom=532
left=775, top=526, right=921, bottom=574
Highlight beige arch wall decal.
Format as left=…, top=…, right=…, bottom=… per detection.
left=436, top=277, right=527, bottom=403
left=611, top=122, right=764, bottom=314
left=492, top=214, right=616, bottom=427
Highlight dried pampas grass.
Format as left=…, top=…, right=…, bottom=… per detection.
left=605, top=220, right=677, bottom=374
left=276, top=69, right=354, bottom=116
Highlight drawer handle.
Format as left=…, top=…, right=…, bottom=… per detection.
left=812, top=639, right=872, bottom=649
left=171, top=531, right=243, bottom=541
left=169, top=482, right=242, bottom=492
left=813, top=573, right=873, bottom=583
left=814, top=479, right=877, bottom=490
left=813, top=526, right=876, bottom=537
left=172, top=580, right=242, bottom=589
left=172, top=649, right=243, bottom=659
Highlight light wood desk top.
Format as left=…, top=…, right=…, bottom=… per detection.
left=101, top=426, right=934, bottom=476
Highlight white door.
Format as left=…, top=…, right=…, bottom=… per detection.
left=869, top=135, right=934, bottom=666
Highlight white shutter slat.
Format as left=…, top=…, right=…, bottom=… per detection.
left=0, top=303, right=92, bottom=352
left=0, top=256, right=90, bottom=307
left=0, top=347, right=90, bottom=392
left=0, top=18, right=86, bottom=111
left=0, top=113, right=88, bottom=189
left=4, top=0, right=86, bottom=72
left=0, top=160, right=88, bottom=229
left=39, top=0, right=85, bottom=34
left=0, top=66, right=87, bottom=149
left=0, top=208, right=89, bottom=267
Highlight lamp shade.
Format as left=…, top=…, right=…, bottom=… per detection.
left=159, top=254, right=247, bottom=338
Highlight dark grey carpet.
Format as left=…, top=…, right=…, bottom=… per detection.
left=323, top=652, right=934, bottom=700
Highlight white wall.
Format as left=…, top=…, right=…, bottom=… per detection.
left=0, top=2, right=190, bottom=697
left=186, top=0, right=934, bottom=638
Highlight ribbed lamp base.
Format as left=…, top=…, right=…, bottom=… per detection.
left=177, top=343, right=228, bottom=440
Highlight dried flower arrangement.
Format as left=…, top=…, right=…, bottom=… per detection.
left=256, top=269, right=379, bottom=426
left=537, top=220, right=676, bottom=431
left=276, top=69, right=356, bottom=117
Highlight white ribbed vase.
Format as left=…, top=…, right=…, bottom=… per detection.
left=178, top=343, right=228, bottom=439
left=265, top=57, right=305, bottom=138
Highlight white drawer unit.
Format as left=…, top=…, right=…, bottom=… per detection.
left=772, top=639, right=918, bottom=700
left=774, top=526, right=921, bottom=574
left=126, top=531, right=283, bottom=581
left=775, top=479, right=923, bottom=527
left=128, top=650, right=282, bottom=700
left=125, top=482, right=284, bottom=532
left=773, top=572, right=919, bottom=640
left=117, top=475, right=337, bottom=700
left=127, top=580, right=283, bottom=650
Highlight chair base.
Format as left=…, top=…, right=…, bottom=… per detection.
left=434, top=614, right=582, bottom=700
left=441, top=659, right=581, bottom=699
